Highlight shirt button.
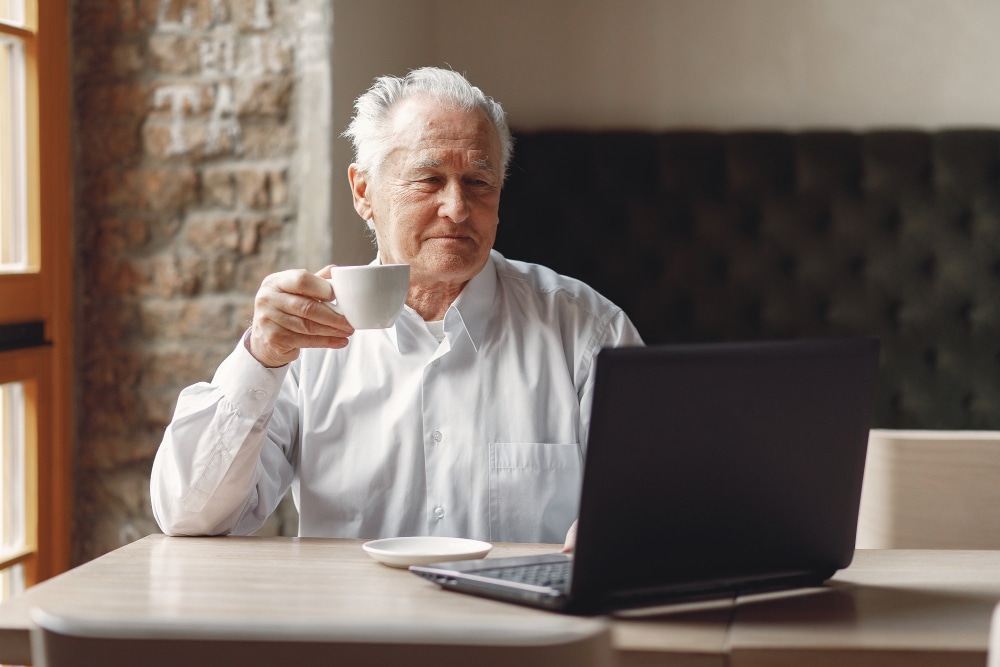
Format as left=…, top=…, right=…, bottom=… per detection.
left=434, top=506, right=445, bottom=519
left=250, top=388, right=267, bottom=399
left=432, top=430, right=443, bottom=443
left=432, top=359, right=440, bottom=367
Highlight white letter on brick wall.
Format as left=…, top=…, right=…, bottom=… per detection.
left=253, top=0, right=272, bottom=29
left=244, top=35, right=292, bottom=76
left=156, top=0, right=193, bottom=32
left=154, top=85, right=201, bottom=155
left=210, top=0, right=228, bottom=25
left=208, top=82, right=241, bottom=154
left=200, top=32, right=237, bottom=75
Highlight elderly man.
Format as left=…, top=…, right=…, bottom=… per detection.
left=150, top=67, right=643, bottom=548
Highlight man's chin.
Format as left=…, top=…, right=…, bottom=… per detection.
left=413, top=252, right=488, bottom=284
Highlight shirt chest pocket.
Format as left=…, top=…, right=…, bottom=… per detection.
left=488, top=442, right=582, bottom=544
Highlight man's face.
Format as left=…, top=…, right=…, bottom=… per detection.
left=350, top=95, right=503, bottom=288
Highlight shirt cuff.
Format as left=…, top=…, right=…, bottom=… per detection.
left=213, top=330, right=291, bottom=418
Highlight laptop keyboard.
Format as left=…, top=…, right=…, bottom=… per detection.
left=473, top=560, right=573, bottom=592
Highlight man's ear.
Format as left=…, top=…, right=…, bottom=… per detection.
left=348, top=164, right=373, bottom=221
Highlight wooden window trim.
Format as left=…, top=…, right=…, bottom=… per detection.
left=0, top=21, right=32, bottom=41
left=0, top=0, right=73, bottom=584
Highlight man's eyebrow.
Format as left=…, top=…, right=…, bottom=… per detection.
left=471, top=157, right=496, bottom=173
left=410, top=157, right=495, bottom=172
left=413, top=158, right=442, bottom=169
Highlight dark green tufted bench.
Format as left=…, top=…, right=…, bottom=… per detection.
left=496, top=130, right=1000, bottom=430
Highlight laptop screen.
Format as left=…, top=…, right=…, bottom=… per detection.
left=569, top=338, right=880, bottom=607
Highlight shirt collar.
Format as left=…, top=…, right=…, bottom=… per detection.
left=385, top=251, right=498, bottom=354
left=448, top=251, right=498, bottom=352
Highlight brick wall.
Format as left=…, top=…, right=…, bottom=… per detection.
left=72, top=0, right=307, bottom=563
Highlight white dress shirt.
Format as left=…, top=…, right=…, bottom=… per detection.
left=151, top=251, right=644, bottom=544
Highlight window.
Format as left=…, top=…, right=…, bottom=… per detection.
left=1, top=18, right=27, bottom=269
left=1, top=381, right=28, bottom=601
left=0, top=0, right=72, bottom=602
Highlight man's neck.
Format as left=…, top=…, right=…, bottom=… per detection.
left=406, top=280, right=468, bottom=321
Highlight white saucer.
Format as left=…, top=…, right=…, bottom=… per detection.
left=362, top=536, right=493, bottom=568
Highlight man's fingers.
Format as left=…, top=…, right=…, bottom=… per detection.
left=247, top=269, right=355, bottom=367
left=260, top=310, right=353, bottom=341
left=256, top=270, right=351, bottom=334
left=259, top=294, right=353, bottom=337
left=314, top=264, right=338, bottom=280
left=268, top=269, right=334, bottom=302
left=298, top=297, right=354, bottom=335
left=247, top=312, right=352, bottom=367
left=561, top=521, right=577, bottom=553
left=258, top=327, right=350, bottom=354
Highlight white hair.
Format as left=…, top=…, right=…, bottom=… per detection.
left=342, top=67, right=513, bottom=185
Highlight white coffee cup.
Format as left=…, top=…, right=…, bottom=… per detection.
left=325, top=264, right=410, bottom=329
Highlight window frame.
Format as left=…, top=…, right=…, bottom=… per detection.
left=0, top=0, right=73, bottom=587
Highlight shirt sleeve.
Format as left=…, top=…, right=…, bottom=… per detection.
left=149, top=331, right=298, bottom=536
left=577, top=308, right=645, bottom=452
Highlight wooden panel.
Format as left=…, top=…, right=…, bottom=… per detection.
left=0, top=273, right=44, bottom=324
left=857, top=430, right=1000, bottom=549
left=32, top=0, right=72, bottom=583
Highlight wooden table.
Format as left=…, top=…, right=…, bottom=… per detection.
left=1, top=536, right=998, bottom=667
left=727, top=549, right=1000, bottom=666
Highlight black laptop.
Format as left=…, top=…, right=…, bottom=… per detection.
left=410, top=337, right=881, bottom=614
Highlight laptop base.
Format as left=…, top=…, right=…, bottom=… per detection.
left=412, top=556, right=833, bottom=615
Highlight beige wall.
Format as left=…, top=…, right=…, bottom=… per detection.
left=331, top=0, right=435, bottom=264
left=329, top=0, right=1000, bottom=263
left=433, top=0, right=1000, bottom=131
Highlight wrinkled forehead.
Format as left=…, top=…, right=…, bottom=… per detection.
left=385, top=95, right=501, bottom=163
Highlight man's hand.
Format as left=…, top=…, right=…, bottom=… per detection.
left=246, top=266, right=355, bottom=368
left=561, top=520, right=577, bottom=553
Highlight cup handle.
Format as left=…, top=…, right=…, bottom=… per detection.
left=327, top=299, right=345, bottom=316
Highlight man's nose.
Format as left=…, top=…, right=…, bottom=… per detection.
left=438, top=180, right=470, bottom=223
